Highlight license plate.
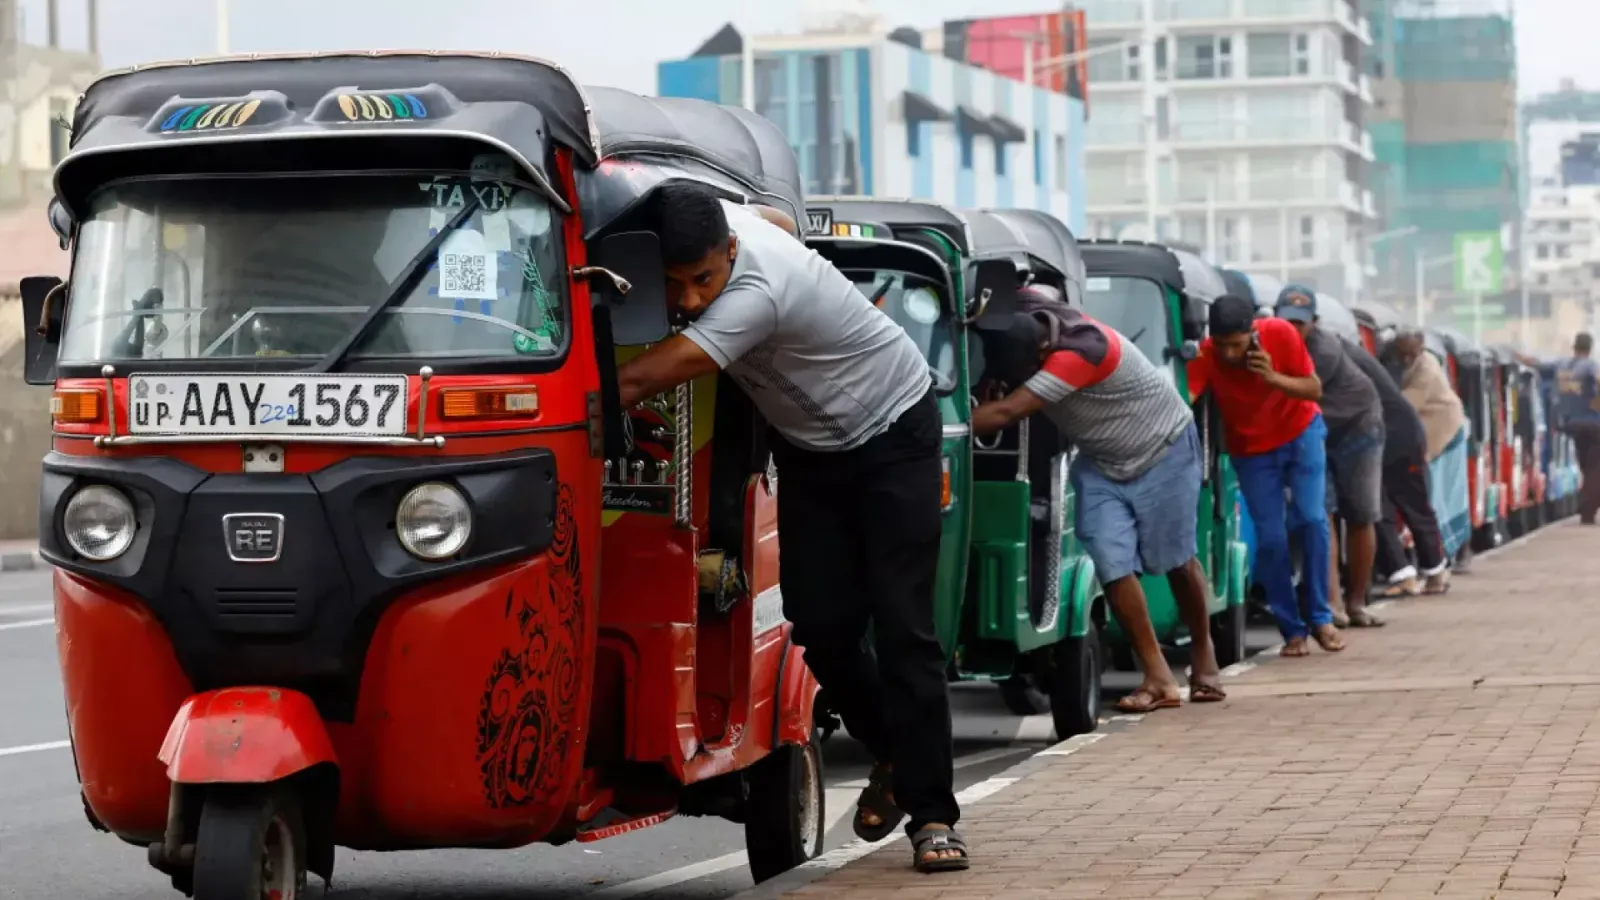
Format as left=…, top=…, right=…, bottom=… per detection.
left=805, top=209, right=832, bottom=236
left=127, top=374, right=409, bottom=437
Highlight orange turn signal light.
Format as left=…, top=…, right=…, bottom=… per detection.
left=439, top=387, right=539, bottom=419
left=50, top=389, right=102, bottom=424
left=940, top=457, right=953, bottom=510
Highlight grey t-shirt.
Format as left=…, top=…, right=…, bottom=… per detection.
left=1303, top=326, right=1381, bottom=441
left=681, top=201, right=933, bottom=451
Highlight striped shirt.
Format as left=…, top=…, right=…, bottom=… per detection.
left=1023, top=312, right=1195, bottom=481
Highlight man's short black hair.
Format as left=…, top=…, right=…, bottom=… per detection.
left=1209, top=294, right=1257, bottom=337
left=1578, top=332, right=1594, bottom=355
left=653, top=182, right=731, bottom=267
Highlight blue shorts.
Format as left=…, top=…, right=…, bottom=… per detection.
left=1070, top=424, right=1202, bottom=583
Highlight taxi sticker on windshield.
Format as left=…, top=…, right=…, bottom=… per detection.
left=1087, top=277, right=1112, bottom=291
left=438, top=230, right=498, bottom=301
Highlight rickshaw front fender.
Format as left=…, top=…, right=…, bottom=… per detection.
left=776, top=629, right=820, bottom=746
left=1066, top=557, right=1102, bottom=639
left=1227, top=540, right=1251, bottom=608
left=159, top=687, right=337, bottom=784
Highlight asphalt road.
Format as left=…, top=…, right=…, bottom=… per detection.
left=0, top=568, right=1281, bottom=899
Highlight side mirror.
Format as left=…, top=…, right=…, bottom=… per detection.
left=587, top=231, right=670, bottom=346
left=1179, top=339, right=1200, bottom=361
left=47, top=199, right=73, bottom=251
left=21, top=275, right=65, bottom=385
left=1180, top=295, right=1208, bottom=341
left=967, top=259, right=1020, bottom=332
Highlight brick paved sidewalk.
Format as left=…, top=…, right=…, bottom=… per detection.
left=767, top=522, right=1600, bottom=899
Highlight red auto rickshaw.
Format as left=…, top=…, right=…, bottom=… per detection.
left=19, top=53, right=823, bottom=897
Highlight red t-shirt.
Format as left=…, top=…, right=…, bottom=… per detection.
left=1186, top=317, right=1319, bottom=457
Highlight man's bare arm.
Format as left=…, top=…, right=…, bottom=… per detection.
left=971, top=387, right=1048, bottom=436
left=617, top=335, right=721, bottom=408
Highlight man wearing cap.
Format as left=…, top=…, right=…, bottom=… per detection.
left=1556, top=333, right=1600, bottom=524
left=1275, top=285, right=1385, bottom=628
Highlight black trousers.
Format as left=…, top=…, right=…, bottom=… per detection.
left=1374, top=444, right=1447, bottom=581
left=1568, top=421, right=1600, bottom=523
left=768, top=389, right=958, bottom=833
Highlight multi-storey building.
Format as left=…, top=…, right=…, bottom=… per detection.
left=1074, top=0, right=1377, bottom=295
left=656, top=15, right=1088, bottom=228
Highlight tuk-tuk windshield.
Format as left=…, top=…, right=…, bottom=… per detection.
left=59, top=171, right=567, bottom=364
left=845, top=270, right=958, bottom=393
left=1079, top=276, right=1171, bottom=379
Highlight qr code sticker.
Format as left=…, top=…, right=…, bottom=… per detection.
left=444, top=253, right=486, bottom=294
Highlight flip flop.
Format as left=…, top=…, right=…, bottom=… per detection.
left=1115, top=687, right=1183, bottom=714
left=1281, top=638, right=1311, bottom=657
left=911, top=827, right=971, bottom=874
left=1348, top=609, right=1386, bottom=628
left=851, top=764, right=905, bottom=842
left=1313, top=625, right=1347, bottom=652
left=1373, top=582, right=1420, bottom=599
left=1188, top=678, right=1227, bottom=703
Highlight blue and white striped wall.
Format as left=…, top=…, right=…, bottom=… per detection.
left=657, top=38, right=1086, bottom=233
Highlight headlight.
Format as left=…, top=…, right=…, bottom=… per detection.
left=396, top=482, right=472, bottom=560
left=62, top=485, right=136, bottom=561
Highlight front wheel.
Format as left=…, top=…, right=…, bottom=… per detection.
left=744, top=741, right=825, bottom=884
left=191, top=789, right=306, bottom=900
left=1210, top=602, right=1248, bottom=670
left=1047, top=622, right=1104, bottom=741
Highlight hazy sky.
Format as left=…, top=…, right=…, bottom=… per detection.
left=14, top=0, right=1595, bottom=99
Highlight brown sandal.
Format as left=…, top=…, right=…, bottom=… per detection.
left=1188, top=679, right=1227, bottom=702
left=1116, top=686, right=1182, bottom=714
left=1314, top=624, right=1347, bottom=652
left=1281, top=638, right=1311, bottom=657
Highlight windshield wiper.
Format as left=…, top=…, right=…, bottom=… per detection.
left=309, top=196, right=483, bottom=373
left=1126, top=326, right=1147, bottom=346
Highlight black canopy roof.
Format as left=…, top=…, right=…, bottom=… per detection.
left=1312, top=293, right=1362, bottom=344
left=967, top=208, right=1086, bottom=301
left=805, top=196, right=974, bottom=256
left=1351, top=299, right=1403, bottom=331
left=61, top=51, right=599, bottom=213
left=582, top=85, right=803, bottom=225
left=1079, top=240, right=1228, bottom=302
left=1219, top=268, right=1255, bottom=304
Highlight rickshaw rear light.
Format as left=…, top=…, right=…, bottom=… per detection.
left=396, top=482, right=473, bottom=560
left=50, top=389, right=101, bottom=424
left=940, top=457, right=952, bottom=510
left=63, top=485, right=136, bottom=561
left=439, top=387, right=539, bottom=419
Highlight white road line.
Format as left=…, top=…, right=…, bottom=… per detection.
left=0, top=740, right=70, bottom=758
left=1035, top=732, right=1106, bottom=757
left=834, top=745, right=1030, bottom=789
left=0, top=604, right=53, bottom=616
left=0, top=617, right=54, bottom=632
left=589, top=850, right=749, bottom=898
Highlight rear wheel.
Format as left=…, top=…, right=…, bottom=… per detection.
left=998, top=675, right=1050, bottom=716
left=191, top=789, right=306, bottom=900
left=744, top=741, right=824, bottom=884
left=1210, top=601, right=1248, bottom=669
left=1047, top=622, right=1104, bottom=740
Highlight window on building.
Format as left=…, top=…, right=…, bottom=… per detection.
left=1176, top=35, right=1232, bottom=80
left=1055, top=134, right=1069, bottom=187
left=1292, top=34, right=1311, bottom=76
left=1558, top=219, right=1572, bottom=233
left=960, top=124, right=974, bottom=170
left=1556, top=243, right=1571, bottom=259
left=1247, top=33, right=1292, bottom=78
left=1219, top=37, right=1234, bottom=77
left=1154, top=36, right=1169, bottom=80
left=1034, top=130, right=1044, bottom=184
left=1086, top=37, right=1128, bottom=82
left=1220, top=217, right=1239, bottom=261
left=1298, top=215, right=1315, bottom=259
left=907, top=121, right=920, bottom=158
left=1125, top=44, right=1142, bottom=80
left=49, top=98, right=69, bottom=166
left=996, top=143, right=1007, bottom=177
left=1537, top=244, right=1550, bottom=259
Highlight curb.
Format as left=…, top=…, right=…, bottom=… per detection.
left=0, top=547, right=42, bottom=573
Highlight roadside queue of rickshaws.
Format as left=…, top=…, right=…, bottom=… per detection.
left=11, top=48, right=1589, bottom=900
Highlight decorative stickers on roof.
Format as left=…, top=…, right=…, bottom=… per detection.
left=310, top=84, right=458, bottom=125
left=150, top=91, right=289, bottom=133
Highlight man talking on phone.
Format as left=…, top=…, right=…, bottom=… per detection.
left=1187, top=295, right=1345, bottom=657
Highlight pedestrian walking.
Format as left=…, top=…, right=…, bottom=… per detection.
left=1188, top=294, right=1344, bottom=657
left=1556, top=333, right=1600, bottom=525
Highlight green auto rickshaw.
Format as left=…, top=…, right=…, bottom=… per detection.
left=1075, top=240, right=1252, bottom=671
left=804, top=197, right=1107, bottom=739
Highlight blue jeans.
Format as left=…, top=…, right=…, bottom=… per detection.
left=1234, top=414, right=1334, bottom=641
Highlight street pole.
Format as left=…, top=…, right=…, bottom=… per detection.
left=1474, top=292, right=1483, bottom=346
left=1414, top=245, right=1425, bottom=327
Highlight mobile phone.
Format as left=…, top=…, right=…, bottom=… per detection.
left=1249, top=333, right=1261, bottom=351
